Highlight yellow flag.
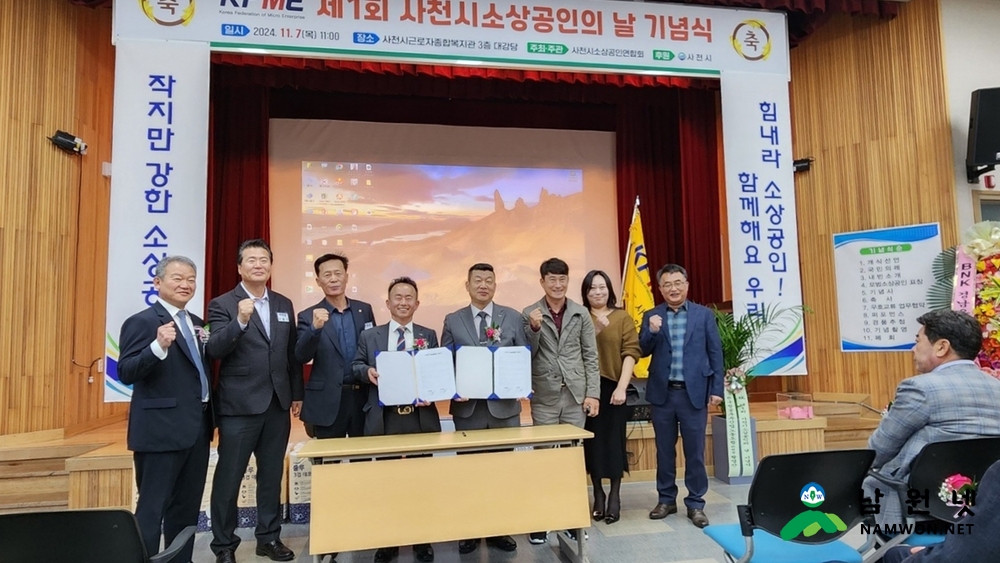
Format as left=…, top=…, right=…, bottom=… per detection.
left=621, top=198, right=655, bottom=378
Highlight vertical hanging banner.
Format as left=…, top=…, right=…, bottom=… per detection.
left=104, top=39, right=211, bottom=402
left=720, top=71, right=806, bottom=376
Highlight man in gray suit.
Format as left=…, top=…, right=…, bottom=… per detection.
left=863, top=309, right=1000, bottom=528
left=206, top=239, right=302, bottom=563
left=522, top=257, right=601, bottom=545
left=442, top=263, right=524, bottom=555
left=352, top=276, right=440, bottom=563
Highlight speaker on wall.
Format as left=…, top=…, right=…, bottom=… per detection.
left=968, top=88, right=1000, bottom=170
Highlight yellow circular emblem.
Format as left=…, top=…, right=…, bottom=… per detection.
left=139, top=0, right=196, bottom=27
left=731, top=20, right=772, bottom=62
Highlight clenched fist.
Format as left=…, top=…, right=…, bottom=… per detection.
left=237, top=298, right=255, bottom=325
left=594, top=314, right=610, bottom=333
left=649, top=314, right=663, bottom=334
left=528, top=307, right=544, bottom=330
left=312, top=308, right=329, bottom=330
left=157, top=322, right=177, bottom=349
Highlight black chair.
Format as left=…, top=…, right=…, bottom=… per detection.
left=703, top=449, right=876, bottom=563
left=0, top=508, right=195, bottom=563
left=864, top=436, right=1000, bottom=560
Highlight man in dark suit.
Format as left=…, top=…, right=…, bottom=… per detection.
left=118, top=256, right=213, bottom=563
left=353, top=276, right=440, bottom=563
left=880, top=458, right=1000, bottom=563
left=296, top=253, right=376, bottom=439
left=441, top=263, right=525, bottom=555
left=206, top=239, right=303, bottom=563
left=639, top=264, right=723, bottom=529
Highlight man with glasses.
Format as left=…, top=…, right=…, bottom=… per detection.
left=639, top=264, right=723, bottom=529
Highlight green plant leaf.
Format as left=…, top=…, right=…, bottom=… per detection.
left=926, top=279, right=955, bottom=312
left=931, top=246, right=957, bottom=282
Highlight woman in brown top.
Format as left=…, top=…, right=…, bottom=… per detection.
left=581, top=270, right=641, bottom=525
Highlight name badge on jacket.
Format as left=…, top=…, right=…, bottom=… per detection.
left=276, top=312, right=290, bottom=322
left=364, top=322, right=374, bottom=330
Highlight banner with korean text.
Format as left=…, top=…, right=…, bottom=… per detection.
left=114, top=0, right=788, bottom=78
left=832, top=223, right=941, bottom=352
left=720, top=71, right=806, bottom=376
left=104, top=40, right=211, bottom=402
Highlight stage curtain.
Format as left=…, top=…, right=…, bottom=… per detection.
left=206, top=81, right=271, bottom=300
left=615, top=93, right=722, bottom=306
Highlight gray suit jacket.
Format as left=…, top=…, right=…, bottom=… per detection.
left=863, top=360, right=1000, bottom=525
left=442, top=303, right=528, bottom=421
left=522, top=297, right=600, bottom=407
left=351, top=323, right=441, bottom=436
left=206, top=284, right=303, bottom=416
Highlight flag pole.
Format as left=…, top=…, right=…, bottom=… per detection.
left=622, top=196, right=640, bottom=289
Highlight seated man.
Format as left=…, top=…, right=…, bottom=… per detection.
left=880, top=458, right=1000, bottom=563
left=863, top=309, right=1000, bottom=528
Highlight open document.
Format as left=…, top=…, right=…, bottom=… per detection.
left=375, top=348, right=457, bottom=406
left=454, top=345, right=532, bottom=400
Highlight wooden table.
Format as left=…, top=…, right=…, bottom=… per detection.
left=298, top=424, right=593, bottom=563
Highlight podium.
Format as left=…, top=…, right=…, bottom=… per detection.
left=298, top=424, right=593, bottom=563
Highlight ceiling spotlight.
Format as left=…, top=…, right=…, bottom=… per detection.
left=48, top=130, right=87, bottom=155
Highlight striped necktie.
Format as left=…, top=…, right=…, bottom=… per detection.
left=396, top=326, right=407, bottom=351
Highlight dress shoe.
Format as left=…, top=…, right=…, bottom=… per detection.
left=458, top=539, right=480, bottom=554
left=649, top=502, right=678, bottom=520
left=604, top=512, right=620, bottom=525
left=255, top=539, right=294, bottom=562
left=413, top=543, right=434, bottom=562
left=215, top=549, right=237, bottom=563
left=486, top=535, right=517, bottom=552
left=565, top=529, right=588, bottom=541
left=687, top=508, right=710, bottom=528
left=374, top=547, right=399, bottom=563
left=592, top=494, right=606, bottom=521
left=528, top=531, right=547, bottom=544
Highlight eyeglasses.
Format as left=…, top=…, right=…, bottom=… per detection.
left=659, top=281, right=688, bottom=289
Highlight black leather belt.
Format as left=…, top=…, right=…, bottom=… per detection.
left=668, top=381, right=686, bottom=390
left=342, top=383, right=361, bottom=390
left=395, top=405, right=414, bottom=415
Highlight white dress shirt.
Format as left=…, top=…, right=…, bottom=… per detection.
left=387, top=320, right=415, bottom=350
left=470, top=301, right=494, bottom=325
left=149, top=298, right=198, bottom=360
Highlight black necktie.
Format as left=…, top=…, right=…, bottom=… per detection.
left=477, top=311, right=488, bottom=344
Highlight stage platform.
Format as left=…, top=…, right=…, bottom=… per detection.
left=0, top=394, right=880, bottom=513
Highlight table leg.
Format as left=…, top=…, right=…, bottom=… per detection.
left=556, top=529, right=588, bottom=563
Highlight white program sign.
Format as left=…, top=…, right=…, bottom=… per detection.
left=833, top=223, right=941, bottom=352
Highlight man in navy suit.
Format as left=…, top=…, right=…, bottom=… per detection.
left=296, top=253, right=376, bottom=439
left=881, top=458, right=1000, bottom=563
left=117, top=256, right=213, bottom=563
left=639, top=264, right=723, bottom=529
left=206, top=239, right=302, bottom=563
left=352, top=276, right=440, bottom=563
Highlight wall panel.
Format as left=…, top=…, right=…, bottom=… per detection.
left=0, top=1, right=122, bottom=436
left=787, top=0, right=957, bottom=409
